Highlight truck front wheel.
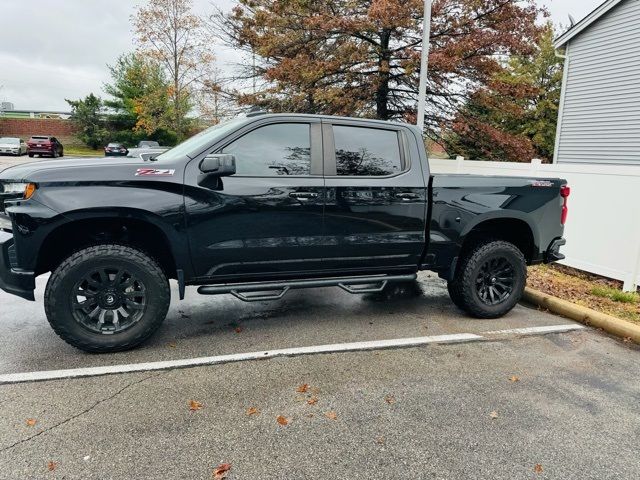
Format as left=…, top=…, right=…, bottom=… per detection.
left=44, top=245, right=171, bottom=352
left=447, top=240, right=526, bottom=319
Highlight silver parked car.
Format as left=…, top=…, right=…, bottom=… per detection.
left=0, top=137, right=27, bottom=156
left=126, top=140, right=169, bottom=161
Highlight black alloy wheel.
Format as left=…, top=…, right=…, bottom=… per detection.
left=475, top=256, right=515, bottom=306
left=71, top=267, right=147, bottom=335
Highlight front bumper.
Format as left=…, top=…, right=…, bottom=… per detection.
left=0, top=230, right=36, bottom=301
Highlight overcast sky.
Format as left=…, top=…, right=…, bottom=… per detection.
left=0, top=0, right=603, bottom=111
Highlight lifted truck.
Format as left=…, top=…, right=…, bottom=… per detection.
left=0, top=114, right=570, bottom=352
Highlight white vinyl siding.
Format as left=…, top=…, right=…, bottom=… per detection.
left=556, top=0, right=640, bottom=165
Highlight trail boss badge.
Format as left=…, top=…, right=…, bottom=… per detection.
left=135, top=168, right=175, bottom=176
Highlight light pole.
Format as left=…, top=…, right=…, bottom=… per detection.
left=416, top=0, right=432, bottom=132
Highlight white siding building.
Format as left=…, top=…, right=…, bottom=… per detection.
left=554, top=0, right=640, bottom=165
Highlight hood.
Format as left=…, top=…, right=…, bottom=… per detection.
left=0, top=157, right=162, bottom=183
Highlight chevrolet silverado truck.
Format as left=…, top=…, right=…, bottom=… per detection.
left=0, top=113, right=570, bottom=352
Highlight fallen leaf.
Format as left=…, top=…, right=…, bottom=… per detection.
left=189, top=400, right=204, bottom=411
left=534, top=464, right=543, bottom=474
left=376, top=436, right=385, bottom=445
left=385, top=395, right=396, bottom=404
left=325, top=411, right=337, bottom=420
left=307, top=397, right=318, bottom=405
left=296, top=384, right=309, bottom=393
left=246, top=407, right=260, bottom=416
left=489, top=411, right=499, bottom=419
left=234, top=326, right=243, bottom=334
left=213, top=462, right=232, bottom=479
left=47, top=461, right=57, bottom=471
left=276, top=415, right=289, bottom=426
left=168, top=342, right=177, bottom=349
left=26, top=418, right=37, bottom=427
left=509, top=376, right=520, bottom=382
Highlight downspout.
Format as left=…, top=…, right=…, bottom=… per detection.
left=552, top=44, right=570, bottom=164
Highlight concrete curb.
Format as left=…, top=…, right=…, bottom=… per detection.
left=523, top=287, right=640, bottom=344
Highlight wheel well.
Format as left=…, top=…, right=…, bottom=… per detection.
left=461, top=218, right=535, bottom=263
left=36, top=218, right=177, bottom=278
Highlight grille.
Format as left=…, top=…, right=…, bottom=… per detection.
left=0, top=192, right=21, bottom=214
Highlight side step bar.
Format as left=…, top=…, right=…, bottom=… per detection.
left=197, top=274, right=417, bottom=302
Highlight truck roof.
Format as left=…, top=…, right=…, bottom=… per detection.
left=243, top=112, right=421, bottom=133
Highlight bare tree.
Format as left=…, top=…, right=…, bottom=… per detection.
left=133, top=0, right=215, bottom=137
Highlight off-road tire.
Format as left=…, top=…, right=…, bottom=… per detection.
left=44, top=244, right=170, bottom=353
left=447, top=240, right=526, bottom=319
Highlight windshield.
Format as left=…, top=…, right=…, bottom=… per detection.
left=0, top=138, right=19, bottom=144
left=154, top=118, right=247, bottom=162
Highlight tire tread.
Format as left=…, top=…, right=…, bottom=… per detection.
left=44, top=244, right=170, bottom=353
left=448, top=240, right=526, bottom=319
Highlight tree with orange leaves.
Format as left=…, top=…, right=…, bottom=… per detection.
left=212, top=0, right=546, bottom=153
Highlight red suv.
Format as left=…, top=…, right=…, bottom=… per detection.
left=27, top=136, right=64, bottom=158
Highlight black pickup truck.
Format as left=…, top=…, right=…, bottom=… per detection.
left=0, top=113, right=569, bottom=352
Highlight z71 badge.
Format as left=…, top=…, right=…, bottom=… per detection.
left=135, top=168, right=175, bottom=176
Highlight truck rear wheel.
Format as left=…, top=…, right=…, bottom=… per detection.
left=447, top=240, right=526, bottom=319
left=44, top=244, right=170, bottom=353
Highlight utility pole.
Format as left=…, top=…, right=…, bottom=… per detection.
left=252, top=49, right=257, bottom=95
left=416, top=0, right=432, bottom=133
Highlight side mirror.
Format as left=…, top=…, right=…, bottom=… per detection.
left=200, top=154, right=236, bottom=176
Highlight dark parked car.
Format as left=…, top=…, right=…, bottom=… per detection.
left=104, top=143, right=129, bottom=157
left=0, top=113, right=569, bottom=352
left=27, top=136, right=64, bottom=158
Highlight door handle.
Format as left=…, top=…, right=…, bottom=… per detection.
left=290, top=192, right=319, bottom=199
left=395, top=192, right=420, bottom=201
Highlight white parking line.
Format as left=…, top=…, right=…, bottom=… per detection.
left=0, top=324, right=583, bottom=385
left=482, top=324, right=585, bottom=336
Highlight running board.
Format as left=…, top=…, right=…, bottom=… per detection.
left=197, top=274, right=417, bottom=302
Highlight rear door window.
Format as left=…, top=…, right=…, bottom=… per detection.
left=332, top=126, right=403, bottom=176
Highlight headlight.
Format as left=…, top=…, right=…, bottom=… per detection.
left=0, top=182, right=37, bottom=199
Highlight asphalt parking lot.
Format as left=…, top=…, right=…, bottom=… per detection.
left=0, top=155, right=34, bottom=172
left=1, top=272, right=639, bottom=479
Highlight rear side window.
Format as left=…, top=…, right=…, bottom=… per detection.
left=221, top=123, right=311, bottom=176
left=333, top=126, right=403, bottom=176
